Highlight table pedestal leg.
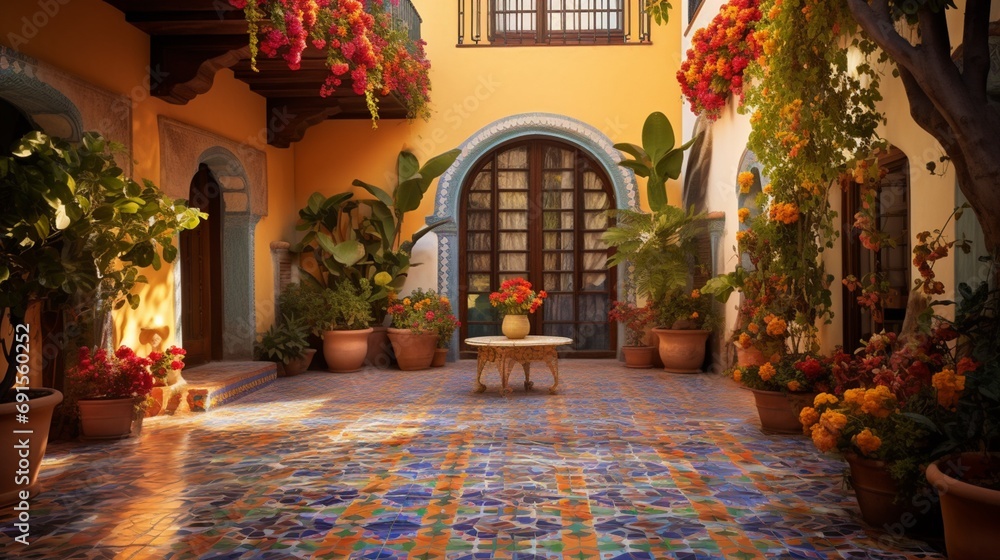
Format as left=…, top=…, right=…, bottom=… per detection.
left=543, top=348, right=559, bottom=394
left=474, top=351, right=488, bottom=393
left=523, top=362, right=534, bottom=391
left=499, top=352, right=514, bottom=396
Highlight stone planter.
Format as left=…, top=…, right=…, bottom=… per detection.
left=652, top=328, right=711, bottom=373
left=502, top=314, right=530, bottom=339
left=749, top=389, right=816, bottom=434
left=622, top=345, right=655, bottom=368
left=78, top=397, right=139, bottom=440
left=0, top=388, right=62, bottom=506
left=323, top=328, right=373, bottom=373
left=387, top=328, right=438, bottom=371
left=926, top=452, right=1000, bottom=559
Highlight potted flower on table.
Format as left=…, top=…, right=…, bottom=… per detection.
left=489, top=278, right=546, bottom=339
left=66, top=346, right=154, bottom=440
left=609, top=301, right=656, bottom=368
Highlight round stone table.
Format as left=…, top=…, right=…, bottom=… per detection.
left=464, top=336, right=573, bottom=395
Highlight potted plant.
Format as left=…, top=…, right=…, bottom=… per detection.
left=386, top=288, right=443, bottom=371
left=0, top=131, right=203, bottom=505
left=651, top=288, right=718, bottom=373
left=65, top=346, right=154, bottom=440
left=609, top=301, right=656, bottom=368
left=733, top=352, right=832, bottom=434
left=489, top=278, right=547, bottom=339
left=428, top=295, right=460, bottom=367
left=316, top=280, right=374, bottom=373
left=277, top=282, right=327, bottom=369
left=148, top=346, right=188, bottom=387
left=255, top=316, right=315, bottom=377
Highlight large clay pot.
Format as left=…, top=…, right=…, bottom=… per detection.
left=387, top=328, right=438, bottom=370
left=0, top=388, right=62, bottom=506
left=846, top=453, right=914, bottom=528
left=280, top=348, right=317, bottom=377
left=736, top=345, right=768, bottom=367
left=431, top=347, right=448, bottom=367
left=323, top=328, right=373, bottom=373
left=750, top=389, right=816, bottom=434
left=652, top=328, right=711, bottom=373
left=622, top=346, right=655, bottom=368
left=78, top=397, right=138, bottom=440
left=926, top=452, right=1000, bottom=559
left=366, top=326, right=393, bottom=369
left=502, top=314, right=530, bottom=339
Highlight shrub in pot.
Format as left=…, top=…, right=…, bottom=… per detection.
left=732, top=353, right=832, bottom=434
left=651, top=288, right=718, bottom=373
left=255, top=316, right=315, bottom=376
left=316, top=281, right=373, bottom=373
left=277, top=282, right=328, bottom=369
left=428, top=294, right=460, bottom=366
left=65, top=346, right=154, bottom=440
left=609, top=300, right=656, bottom=368
left=386, top=288, right=443, bottom=371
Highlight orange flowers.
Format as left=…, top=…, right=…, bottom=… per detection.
left=852, top=428, right=882, bottom=456
left=759, top=362, right=776, bottom=381
left=932, top=367, right=965, bottom=410
left=738, top=207, right=751, bottom=223
left=737, top=332, right=752, bottom=349
left=732, top=368, right=743, bottom=383
left=860, top=386, right=896, bottom=418
left=738, top=171, right=755, bottom=193
left=768, top=201, right=800, bottom=225
left=765, top=317, right=787, bottom=337
left=489, top=278, right=546, bottom=315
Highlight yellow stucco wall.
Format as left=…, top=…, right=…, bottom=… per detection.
left=293, top=0, right=685, bottom=242
left=0, top=0, right=299, bottom=350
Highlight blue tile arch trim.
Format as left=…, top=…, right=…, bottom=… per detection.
left=429, top=113, right=640, bottom=358
left=0, top=46, right=83, bottom=140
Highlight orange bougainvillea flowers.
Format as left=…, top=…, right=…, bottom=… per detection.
left=489, top=278, right=547, bottom=315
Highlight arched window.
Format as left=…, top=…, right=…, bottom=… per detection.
left=459, top=137, right=617, bottom=357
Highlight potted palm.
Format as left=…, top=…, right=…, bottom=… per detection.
left=316, top=281, right=374, bottom=373
left=609, top=301, right=656, bottom=368
left=65, top=346, right=154, bottom=440
left=255, top=316, right=315, bottom=377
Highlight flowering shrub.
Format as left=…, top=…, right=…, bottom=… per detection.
left=388, top=288, right=449, bottom=334
left=148, top=346, right=187, bottom=386
left=655, top=288, right=717, bottom=330
left=489, top=278, right=547, bottom=316
left=427, top=294, right=461, bottom=348
left=733, top=353, right=833, bottom=394
left=677, top=0, right=762, bottom=120
left=67, top=346, right=154, bottom=401
left=232, top=0, right=431, bottom=123
left=609, top=301, right=655, bottom=347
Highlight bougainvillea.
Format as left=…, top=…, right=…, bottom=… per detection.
left=677, top=0, right=762, bottom=120
left=231, top=0, right=431, bottom=124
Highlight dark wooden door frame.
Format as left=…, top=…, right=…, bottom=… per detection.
left=180, top=164, right=224, bottom=366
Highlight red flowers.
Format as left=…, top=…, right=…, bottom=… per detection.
left=149, top=346, right=188, bottom=386
left=489, top=278, right=547, bottom=315
left=68, top=346, right=154, bottom=400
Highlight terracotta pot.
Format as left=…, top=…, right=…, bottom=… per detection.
left=846, top=453, right=915, bottom=528
left=280, top=348, right=317, bottom=377
left=736, top=345, right=768, bottom=367
left=644, top=326, right=664, bottom=368
left=78, top=397, right=138, bottom=440
left=366, top=326, right=393, bottom=369
left=622, top=345, right=655, bottom=368
left=0, top=388, right=62, bottom=506
left=387, top=328, right=438, bottom=371
left=652, top=328, right=711, bottom=373
left=323, top=328, right=373, bottom=373
left=431, top=347, right=448, bottom=367
left=926, top=452, right=1000, bottom=559
left=750, top=389, right=816, bottom=434
left=502, top=314, right=530, bottom=339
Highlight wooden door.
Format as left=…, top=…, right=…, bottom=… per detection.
left=180, top=164, right=223, bottom=366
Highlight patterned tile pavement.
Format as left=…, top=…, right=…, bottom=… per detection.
left=1, top=360, right=944, bottom=559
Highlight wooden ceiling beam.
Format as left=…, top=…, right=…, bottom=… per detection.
left=149, top=35, right=248, bottom=104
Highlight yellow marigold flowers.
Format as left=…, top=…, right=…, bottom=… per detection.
left=768, top=201, right=800, bottom=225
left=759, top=362, right=776, bottom=381
left=738, top=171, right=755, bottom=194
left=819, top=410, right=848, bottom=433
left=853, top=428, right=882, bottom=456
left=738, top=207, right=751, bottom=223
left=787, top=380, right=802, bottom=392
left=810, top=424, right=837, bottom=452
left=843, top=388, right=865, bottom=407
left=402, top=298, right=411, bottom=306
left=861, top=386, right=896, bottom=418
left=733, top=368, right=742, bottom=383
left=814, top=393, right=838, bottom=407
left=762, top=183, right=773, bottom=194
left=932, top=367, right=966, bottom=409
left=766, top=317, right=787, bottom=337
left=799, top=406, right=819, bottom=429
left=747, top=322, right=760, bottom=334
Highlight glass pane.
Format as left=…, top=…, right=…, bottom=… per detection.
left=561, top=273, right=574, bottom=291
left=497, top=147, right=528, bottom=168
left=584, top=191, right=609, bottom=209
left=543, top=233, right=558, bottom=250
left=543, top=272, right=559, bottom=291
left=543, top=232, right=575, bottom=251
left=468, top=253, right=491, bottom=271
left=497, top=171, right=528, bottom=190
left=543, top=171, right=573, bottom=190
left=560, top=212, right=574, bottom=229
left=543, top=252, right=573, bottom=271
left=544, top=294, right=574, bottom=321
left=468, top=192, right=492, bottom=209
left=543, top=147, right=574, bottom=168
left=499, top=253, right=527, bottom=270
left=579, top=294, right=610, bottom=322
left=542, top=191, right=574, bottom=210
left=583, top=232, right=607, bottom=250
left=583, top=171, right=606, bottom=191
left=499, top=232, right=527, bottom=251
left=543, top=323, right=574, bottom=339
left=581, top=273, right=607, bottom=291
left=560, top=233, right=574, bottom=250
left=575, top=323, right=609, bottom=350
left=499, top=191, right=528, bottom=210
left=469, top=274, right=491, bottom=292
left=583, top=251, right=608, bottom=271
left=499, top=211, right=528, bottom=229
left=583, top=211, right=608, bottom=230
left=468, top=322, right=499, bottom=338
left=468, top=211, right=491, bottom=230
left=471, top=171, right=492, bottom=191
left=468, top=233, right=491, bottom=251
left=499, top=272, right=525, bottom=283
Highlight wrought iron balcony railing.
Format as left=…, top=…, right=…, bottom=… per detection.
left=383, top=0, right=423, bottom=44
left=458, top=0, right=653, bottom=46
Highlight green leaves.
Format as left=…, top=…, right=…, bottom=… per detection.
left=615, top=112, right=691, bottom=212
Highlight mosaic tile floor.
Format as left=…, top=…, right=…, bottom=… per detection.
left=1, top=360, right=944, bottom=559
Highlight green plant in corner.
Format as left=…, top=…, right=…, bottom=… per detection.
left=315, top=280, right=374, bottom=331
left=255, top=316, right=310, bottom=365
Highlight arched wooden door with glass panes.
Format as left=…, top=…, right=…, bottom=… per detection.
left=459, top=138, right=617, bottom=358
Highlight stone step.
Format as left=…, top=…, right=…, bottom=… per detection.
left=146, top=361, right=277, bottom=416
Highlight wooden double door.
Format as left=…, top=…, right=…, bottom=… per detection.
left=179, top=164, right=223, bottom=366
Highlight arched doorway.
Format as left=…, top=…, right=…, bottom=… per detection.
left=458, top=137, right=617, bottom=358
left=841, top=147, right=910, bottom=350
left=180, top=164, right=223, bottom=366
left=0, top=98, right=35, bottom=151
